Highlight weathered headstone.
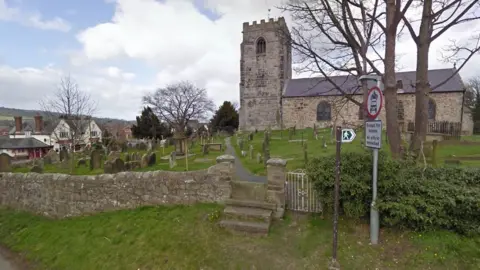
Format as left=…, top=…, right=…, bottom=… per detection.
left=90, top=150, right=102, bottom=170
left=59, top=148, right=69, bottom=162
left=0, top=153, right=12, bottom=172
left=77, top=158, right=86, bottom=167
left=148, top=152, right=156, bottom=166
left=241, top=150, right=247, bottom=157
left=256, top=153, right=262, bottom=164
left=30, top=165, right=43, bottom=173
left=141, top=154, right=149, bottom=168
left=249, top=145, right=254, bottom=160
left=202, top=144, right=209, bottom=156
left=113, top=158, right=125, bottom=172
left=125, top=153, right=131, bottom=162
left=104, top=160, right=114, bottom=173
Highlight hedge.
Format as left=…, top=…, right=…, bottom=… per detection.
left=307, top=151, right=480, bottom=235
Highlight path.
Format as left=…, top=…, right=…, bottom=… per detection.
left=224, top=137, right=267, bottom=183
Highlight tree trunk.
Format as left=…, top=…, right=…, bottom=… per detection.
left=409, top=0, right=432, bottom=152
left=384, top=0, right=401, bottom=158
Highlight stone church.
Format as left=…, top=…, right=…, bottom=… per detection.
left=238, top=17, right=474, bottom=135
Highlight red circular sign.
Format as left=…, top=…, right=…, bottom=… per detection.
left=365, top=86, right=383, bottom=119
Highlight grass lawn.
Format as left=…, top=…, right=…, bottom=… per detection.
left=233, top=128, right=480, bottom=175
left=12, top=140, right=225, bottom=175
left=0, top=204, right=478, bottom=270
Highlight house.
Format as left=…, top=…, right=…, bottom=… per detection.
left=0, top=137, right=53, bottom=160
left=9, top=115, right=102, bottom=152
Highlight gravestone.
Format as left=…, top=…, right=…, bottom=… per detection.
left=148, top=152, right=156, bottom=166
left=0, top=153, right=12, bottom=172
left=59, top=148, right=69, bottom=162
left=256, top=153, right=262, bottom=164
left=141, top=154, right=149, bottom=168
left=249, top=145, right=254, bottom=160
left=113, top=158, right=125, bottom=172
left=202, top=144, right=209, bottom=156
left=104, top=160, right=114, bottom=174
left=125, top=153, right=131, bottom=162
left=77, top=158, right=86, bottom=167
left=241, top=150, right=247, bottom=157
left=30, top=165, right=43, bottom=173
left=169, top=151, right=177, bottom=168
left=90, top=150, right=102, bottom=170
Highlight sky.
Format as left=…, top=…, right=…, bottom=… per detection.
left=0, top=0, right=479, bottom=121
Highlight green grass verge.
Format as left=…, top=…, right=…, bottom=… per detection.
left=12, top=140, right=225, bottom=174
left=0, top=205, right=478, bottom=269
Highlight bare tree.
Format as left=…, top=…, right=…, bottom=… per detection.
left=281, top=0, right=411, bottom=157
left=143, top=81, right=215, bottom=136
left=39, top=75, right=97, bottom=172
left=401, top=0, right=480, bottom=151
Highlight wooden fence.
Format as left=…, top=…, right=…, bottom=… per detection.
left=407, top=121, right=462, bottom=138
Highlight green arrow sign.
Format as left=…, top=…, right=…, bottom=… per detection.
left=341, top=129, right=356, bottom=143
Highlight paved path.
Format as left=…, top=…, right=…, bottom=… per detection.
left=0, top=254, right=14, bottom=270
left=225, top=137, right=267, bottom=183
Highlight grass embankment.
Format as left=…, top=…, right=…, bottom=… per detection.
left=0, top=204, right=478, bottom=270
left=233, top=128, right=480, bottom=175
left=12, top=140, right=225, bottom=175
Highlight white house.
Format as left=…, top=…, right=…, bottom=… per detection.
left=9, top=115, right=102, bottom=152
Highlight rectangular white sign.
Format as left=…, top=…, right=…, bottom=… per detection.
left=365, top=120, right=382, bottom=149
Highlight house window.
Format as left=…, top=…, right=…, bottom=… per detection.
left=428, top=99, right=436, bottom=120
left=44, top=139, right=47, bottom=142
left=317, top=101, right=331, bottom=121
left=90, top=131, right=98, bottom=137
left=59, top=131, right=69, bottom=138
left=256, top=37, right=266, bottom=54
left=397, top=101, right=405, bottom=120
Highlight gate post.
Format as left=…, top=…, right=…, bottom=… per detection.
left=266, top=158, right=287, bottom=219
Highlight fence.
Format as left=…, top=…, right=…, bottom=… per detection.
left=285, top=170, right=322, bottom=213
left=407, top=121, right=462, bottom=138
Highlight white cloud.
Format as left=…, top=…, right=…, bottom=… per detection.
left=0, top=0, right=71, bottom=32
left=1, top=0, right=480, bottom=121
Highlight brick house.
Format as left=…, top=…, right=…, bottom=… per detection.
left=0, top=137, right=53, bottom=160
left=238, top=17, right=474, bottom=135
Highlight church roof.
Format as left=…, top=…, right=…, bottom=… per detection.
left=283, top=68, right=465, bottom=97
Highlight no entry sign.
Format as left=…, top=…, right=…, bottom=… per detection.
left=366, top=86, right=383, bottom=119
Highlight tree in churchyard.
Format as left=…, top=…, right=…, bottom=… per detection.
left=131, top=106, right=170, bottom=139
left=281, top=0, right=411, bottom=157
left=401, top=0, right=480, bottom=151
left=39, top=75, right=97, bottom=173
left=466, top=76, right=480, bottom=124
left=209, top=101, right=239, bottom=134
left=142, top=81, right=215, bottom=136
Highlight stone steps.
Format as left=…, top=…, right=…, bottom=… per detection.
left=220, top=200, right=273, bottom=236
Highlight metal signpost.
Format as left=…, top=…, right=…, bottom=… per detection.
left=331, top=127, right=357, bottom=268
left=360, top=75, right=384, bottom=245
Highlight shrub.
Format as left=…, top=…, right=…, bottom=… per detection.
left=307, top=151, right=480, bottom=235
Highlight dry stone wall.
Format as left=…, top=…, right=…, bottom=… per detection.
left=0, top=155, right=235, bottom=218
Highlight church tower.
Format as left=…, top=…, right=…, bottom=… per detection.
left=239, top=17, right=292, bottom=131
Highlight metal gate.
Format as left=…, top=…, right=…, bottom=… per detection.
left=285, top=170, right=322, bottom=213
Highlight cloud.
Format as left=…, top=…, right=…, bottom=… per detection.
left=0, top=0, right=71, bottom=32
left=1, top=0, right=479, bottom=121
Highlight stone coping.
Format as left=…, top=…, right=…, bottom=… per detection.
left=266, top=158, right=287, bottom=167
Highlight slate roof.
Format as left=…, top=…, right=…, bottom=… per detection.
left=0, top=137, right=52, bottom=149
left=283, top=68, right=465, bottom=97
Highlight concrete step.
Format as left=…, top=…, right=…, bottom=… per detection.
left=224, top=205, right=272, bottom=223
left=219, top=220, right=270, bottom=235
left=225, top=198, right=276, bottom=211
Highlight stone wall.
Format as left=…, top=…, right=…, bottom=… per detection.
left=282, top=92, right=472, bottom=134
left=0, top=155, right=235, bottom=218
left=239, top=18, right=292, bottom=131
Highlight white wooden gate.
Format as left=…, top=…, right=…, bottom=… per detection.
left=285, top=170, right=322, bottom=213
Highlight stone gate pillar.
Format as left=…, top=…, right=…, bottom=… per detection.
left=266, top=158, right=287, bottom=219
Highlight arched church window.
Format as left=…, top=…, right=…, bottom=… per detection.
left=397, top=100, right=405, bottom=120
left=428, top=99, right=436, bottom=120
left=317, top=101, right=331, bottom=121
left=256, top=37, right=266, bottom=54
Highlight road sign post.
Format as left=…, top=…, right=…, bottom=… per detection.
left=360, top=75, right=383, bottom=246
left=330, top=126, right=342, bottom=269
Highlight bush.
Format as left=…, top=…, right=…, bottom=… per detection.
left=307, top=151, right=480, bottom=235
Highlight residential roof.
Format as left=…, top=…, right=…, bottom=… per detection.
left=283, top=68, right=465, bottom=97
left=8, top=119, right=57, bottom=135
left=0, top=137, right=53, bottom=149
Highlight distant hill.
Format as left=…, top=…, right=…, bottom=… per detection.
left=0, top=107, right=135, bottom=127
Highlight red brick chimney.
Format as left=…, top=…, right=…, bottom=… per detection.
left=14, top=116, right=22, bottom=134
left=34, top=114, right=43, bottom=133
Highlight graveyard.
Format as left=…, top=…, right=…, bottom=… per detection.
left=2, top=137, right=226, bottom=175
left=233, top=127, right=480, bottom=175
